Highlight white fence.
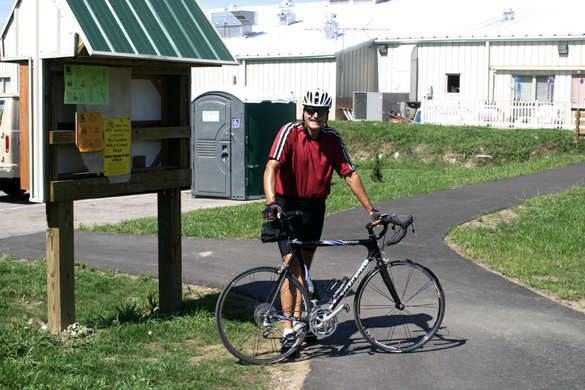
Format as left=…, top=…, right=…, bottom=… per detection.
left=421, top=100, right=574, bottom=130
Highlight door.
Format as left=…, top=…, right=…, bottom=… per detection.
left=571, top=75, right=585, bottom=107
left=192, top=95, right=232, bottom=198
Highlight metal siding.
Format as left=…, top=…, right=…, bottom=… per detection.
left=108, top=1, right=158, bottom=55
left=92, top=1, right=135, bottom=53
left=225, top=58, right=337, bottom=118
left=164, top=0, right=232, bottom=60
left=63, top=0, right=234, bottom=62
left=66, top=1, right=112, bottom=52
left=0, top=63, right=19, bottom=93
left=417, top=42, right=489, bottom=101
left=379, top=44, right=412, bottom=94
left=126, top=0, right=180, bottom=56
left=414, top=39, right=585, bottom=104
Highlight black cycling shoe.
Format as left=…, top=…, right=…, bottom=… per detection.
left=280, top=333, right=297, bottom=353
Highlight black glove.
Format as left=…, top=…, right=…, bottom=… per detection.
left=262, top=202, right=282, bottom=220
left=369, top=208, right=381, bottom=221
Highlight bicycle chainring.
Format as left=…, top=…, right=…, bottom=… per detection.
left=309, top=308, right=337, bottom=337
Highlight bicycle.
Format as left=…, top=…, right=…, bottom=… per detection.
left=215, top=211, right=445, bottom=364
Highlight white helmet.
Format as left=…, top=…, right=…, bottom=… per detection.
left=302, top=88, right=332, bottom=108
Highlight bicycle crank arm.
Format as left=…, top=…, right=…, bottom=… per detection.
left=322, top=303, right=350, bottom=324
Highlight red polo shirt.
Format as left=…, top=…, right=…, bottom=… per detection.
left=269, top=122, right=355, bottom=200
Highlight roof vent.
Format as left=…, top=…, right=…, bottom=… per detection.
left=502, top=8, right=514, bottom=21
left=211, top=7, right=258, bottom=38
left=278, top=0, right=296, bottom=26
left=324, top=13, right=339, bottom=40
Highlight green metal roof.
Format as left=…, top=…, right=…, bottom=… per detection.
left=64, top=0, right=236, bottom=64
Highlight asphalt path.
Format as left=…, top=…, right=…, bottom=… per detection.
left=1, top=163, right=585, bottom=389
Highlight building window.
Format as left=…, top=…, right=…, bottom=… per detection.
left=514, top=75, right=554, bottom=102
left=0, top=77, right=10, bottom=93
left=446, top=74, right=460, bottom=93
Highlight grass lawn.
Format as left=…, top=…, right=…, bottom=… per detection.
left=2, top=122, right=585, bottom=388
left=446, top=185, right=585, bottom=313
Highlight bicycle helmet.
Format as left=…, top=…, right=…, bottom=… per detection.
left=302, top=88, right=332, bottom=108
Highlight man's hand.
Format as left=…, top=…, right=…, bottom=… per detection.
left=262, top=202, right=282, bottom=220
left=369, top=208, right=381, bottom=221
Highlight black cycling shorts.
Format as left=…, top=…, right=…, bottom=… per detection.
left=275, top=195, right=326, bottom=257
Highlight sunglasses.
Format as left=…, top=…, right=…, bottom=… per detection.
left=305, top=107, right=329, bottom=116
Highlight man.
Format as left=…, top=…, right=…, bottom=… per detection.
left=262, top=88, right=380, bottom=352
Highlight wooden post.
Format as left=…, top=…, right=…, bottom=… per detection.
left=157, top=188, right=183, bottom=312
left=46, top=200, right=75, bottom=332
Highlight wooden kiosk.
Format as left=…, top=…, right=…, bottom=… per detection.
left=1, top=0, right=236, bottom=332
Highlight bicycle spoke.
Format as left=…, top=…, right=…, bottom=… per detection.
left=355, top=262, right=445, bottom=353
left=216, top=267, right=310, bottom=364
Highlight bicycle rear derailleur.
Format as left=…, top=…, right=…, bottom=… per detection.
left=309, top=304, right=350, bottom=338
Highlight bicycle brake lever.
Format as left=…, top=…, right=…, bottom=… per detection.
left=412, top=222, right=418, bottom=237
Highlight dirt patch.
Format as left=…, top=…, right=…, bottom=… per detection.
left=184, top=283, right=219, bottom=297
left=446, top=209, right=585, bottom=315
left=351, top=142, right=395, bottom=161
left=443, top=151, right=459, bottom=164
left=462, top=208, right=521, bottom=230
left=187, top=343, right=228, bottom=365
left=183, top=338, right=310, bottom=388
left=266, top=359, right=310, bottom=390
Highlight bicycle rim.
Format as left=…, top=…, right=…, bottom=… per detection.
left=354, top=261, right=445, bottom=353
left=215, top=267, right=310, bottom=364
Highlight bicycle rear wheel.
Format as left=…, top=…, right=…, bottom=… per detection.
left=215, top=266, right=310, bottom=364
left=354, top=260, right=445, bottom=353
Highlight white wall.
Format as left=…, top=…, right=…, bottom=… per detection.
left=2, top=0, right=76, bottom=60
left=378, top=44, right=414, bottom=95
left=385, top=39, right=585, bottom=105
left=0, top=62, right=18, bottom=93
left=193, top=57, right=339, bottom=119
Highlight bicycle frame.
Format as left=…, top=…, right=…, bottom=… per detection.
left=275, top=224, right=404, bottom=324
left=215, top=212, right=444, bottom=363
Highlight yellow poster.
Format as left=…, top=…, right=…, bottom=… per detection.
left=76, top=112, right=105, bottom=152
left=64, top=65, right=109, bottom=105
left=103, top=118, right=131, bottom=177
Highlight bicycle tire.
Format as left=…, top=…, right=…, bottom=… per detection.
left=354, top=260, right=445, bottom=353
left=215, top=266, right=311, bottom=364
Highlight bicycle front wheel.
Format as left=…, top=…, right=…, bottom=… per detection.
left=354, top=260, right=445, bottom=353
left=215, top=267, right=311, bottom=364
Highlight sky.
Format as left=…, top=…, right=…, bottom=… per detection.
left=0, top=0, right=324, bottom=31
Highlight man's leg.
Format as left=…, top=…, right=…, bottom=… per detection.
left=281, top=250, right=315, bottom=331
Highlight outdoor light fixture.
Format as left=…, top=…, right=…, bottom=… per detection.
left=502, top=8, right=514, bottom=21
left=378, top=45, right=388, bottom=55
left=558, top=42, right=568, bottom=55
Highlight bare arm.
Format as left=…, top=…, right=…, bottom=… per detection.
left=344, top=170, right=375, bottom=213
left=263, top=159, right=282, bottom=204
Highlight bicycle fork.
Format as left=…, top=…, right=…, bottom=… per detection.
left=378, top=261, right=404, bottom=310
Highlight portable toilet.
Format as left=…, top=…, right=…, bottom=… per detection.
left=192, top=87, right=296, bottom=200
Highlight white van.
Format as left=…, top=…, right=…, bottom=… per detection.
left=0, top=94, right=25, bottom=196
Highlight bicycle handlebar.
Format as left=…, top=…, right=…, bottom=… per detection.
left=370, top=214, right=415, bottom=246
left=279, top=211, right=415, bottom=246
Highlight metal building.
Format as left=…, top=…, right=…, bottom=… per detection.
left=0, top=63, right=18, bottom=94
left=194, top=0, right=585, bottom=129
left=192, top=2, right=381, bottom=120
left=375, top=0, right=585, bottom=128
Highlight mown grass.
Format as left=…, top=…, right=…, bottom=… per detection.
left=446, top=185, right=585, bottom=309
left=0, top=256, right=279, bottom=389
left=85, top=122, right=585, bottom=239
left=3, top=123, right=585, bottom=388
